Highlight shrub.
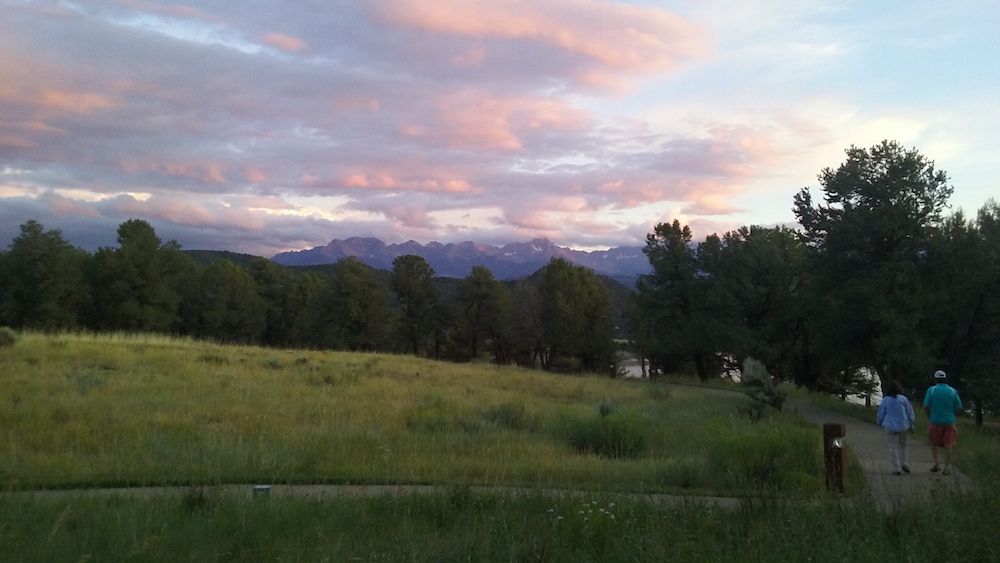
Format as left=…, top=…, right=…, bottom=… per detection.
left=567, top=407, right=646, bottom=459
left=481, top=402, right=534, bottom=431
left=741, top=357, right=787, bottom=410
left=710, top=422, right=821, bottom=490
left=0, top=327, right=17, bottom=348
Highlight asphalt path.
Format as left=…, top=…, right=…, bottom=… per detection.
left=788, top=398, right=974, bottom=512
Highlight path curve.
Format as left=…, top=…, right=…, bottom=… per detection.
left=787, top=398, right=973, bottom=512
left=659, top=383, right=975, bottom=512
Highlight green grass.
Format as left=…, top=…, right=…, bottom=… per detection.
left=1, top=332, right=826, bottom=496
left=4, top=333, right=999, bottom=560
left=2, top=487, right=999, bottom=562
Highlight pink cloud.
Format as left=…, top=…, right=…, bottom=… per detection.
left=0, top=86, right=116, bottom=116
left=501, top=195, right=590, bottom=231
left=340, top=172, right=473, bottom=193
left=116, top=0, right=212, bottom=20
left=451, top=45, right=487, bottom=67
left=681, top=192, right=743, bottom=215
left=403, top=90, right=588, bottom=150
left=302, top=168, right=476, bottom=194
left=244, top=166, right=267, bottom=184
left=225, top=195, right=295, bottom=210
left=370, top=0, right=707, bottom=76
left=263, top=32, right=308, bottom=53
left=119, top=159, right=228, bottom=185
left=381, top=203, right=437, bottom=229
left=105, top=194, right=267, bottom=231
left=0, top=136, right=36, bottom=150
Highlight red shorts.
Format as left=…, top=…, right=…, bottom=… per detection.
left=928, top=424, right=957, bottom=448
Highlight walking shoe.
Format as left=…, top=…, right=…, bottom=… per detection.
left=930, top=465, right=941, bottom=472
left=942, top=468, right=951, bottom=476
left=892, top=471, right=902, bottom=476
left=902, top=465, right=911, bottom=474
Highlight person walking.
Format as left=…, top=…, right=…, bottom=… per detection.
left=876, top=380, right=915, bottom=476
left=923, top=370, right=963, bottom=475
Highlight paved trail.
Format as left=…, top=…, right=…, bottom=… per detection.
left=787, top=398, right=973, bottom=512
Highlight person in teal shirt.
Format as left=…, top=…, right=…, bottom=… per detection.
left=923, top=370, right=963, bottom=475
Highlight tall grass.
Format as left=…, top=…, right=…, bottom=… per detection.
left=1, top=332, right=830, bottom=495
left=2, top=486, right=998, bottom=562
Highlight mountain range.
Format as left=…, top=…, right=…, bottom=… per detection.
left=271, top=237, right=650, bottom=285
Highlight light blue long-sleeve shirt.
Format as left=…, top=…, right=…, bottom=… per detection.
left=877, top=395, right=915, bottom=433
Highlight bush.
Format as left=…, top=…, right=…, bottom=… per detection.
left=710, top=422, right=821, bottom=490
left=741, top=357, right=787, bottom=410
left=567, top=407, right=647, bottom=459
left=481, top=402, right=535, bottom=431
left=0, top=327, right=17, bottom=348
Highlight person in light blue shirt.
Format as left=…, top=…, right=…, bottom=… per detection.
left=877, top=380, right=915, bottom=475
left=923, top=370, right=963, bottom=475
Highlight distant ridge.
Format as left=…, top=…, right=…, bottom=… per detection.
left=271, top=237, right=649, bottom=284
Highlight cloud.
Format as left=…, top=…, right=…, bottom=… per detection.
left=5, top=0, right=990, bottom=255
left=262, top=32, right=307, bottom=53
left=402, top=90, right=589, bottom=151
left=370, top=0, right=707, bottom=84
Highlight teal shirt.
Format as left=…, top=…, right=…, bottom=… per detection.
left=923, top=384, right=962, bottom=425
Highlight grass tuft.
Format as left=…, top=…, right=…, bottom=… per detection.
left=0, top=326, right=17, bottom=348
left=566, top=408, right=647, bottom=459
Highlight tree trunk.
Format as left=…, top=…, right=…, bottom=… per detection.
left=694, top=353, right=708, bottom=381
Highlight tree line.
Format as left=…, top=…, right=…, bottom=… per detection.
left=0, top=219, right=616, bottom=372
left=3, top=141, right=996, bottom=419
left=628, top=140, right=1000, bottom=424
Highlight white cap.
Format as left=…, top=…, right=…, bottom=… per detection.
left=933, top=370, right=947, bottom=380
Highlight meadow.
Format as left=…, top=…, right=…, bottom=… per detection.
left=3, top=487, right=998, bottom=562
left=4, top=332, right=999, bottom=562
left=1, top=332, right=824, bottom=495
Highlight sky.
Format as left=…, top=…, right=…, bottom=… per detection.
left=1, top=0, right=998, bottom=255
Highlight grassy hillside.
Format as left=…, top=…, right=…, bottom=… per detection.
left=1, top=333, right=823, bottom=495
left=5, top=333, right=1000, bottom=562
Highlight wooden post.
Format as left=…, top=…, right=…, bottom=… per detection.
left=823, top=423, right=846, bottom=493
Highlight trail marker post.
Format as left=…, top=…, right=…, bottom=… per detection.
left=823, top=423, right=846, bottom=493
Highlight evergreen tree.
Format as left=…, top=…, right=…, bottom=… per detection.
left=305, top=257, right=394, bottom=351
left=456, top=265, right=512, bottom=361
left=510, top=280, right=544, bottom=367
left=537, top=258, right=614, bottom=372
left=927, top=202, right=1000, bottom=424
left=184, top=260, right=266, bottom=343
left=713, top=225, right=813, bottom=385
left=630, top=220, right=723, bottom=379
left=793, top=140, right=952, bottom=391
left=0, top=220, right=88, bottom=330
left=246, top=258, right=315, bottom=347
left=88, top=219, right=192, bottom=332
left=391, top=255, right=442, bottom=356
